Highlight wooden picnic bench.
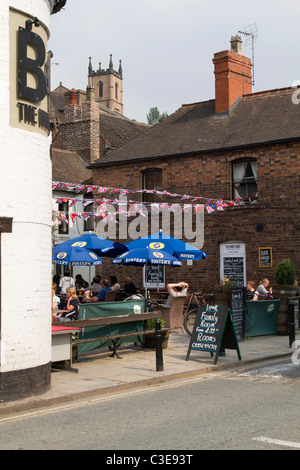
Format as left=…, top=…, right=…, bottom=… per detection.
left=65, top=311, right=170, bottom=359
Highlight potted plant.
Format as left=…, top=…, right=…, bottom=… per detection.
left=273, top=259, right=297, bottom=335
left=275, top=259, right=296, bottom=287
left=143, top=318, right=170, bottom=349
left=214, top=277, right=232, bottom=308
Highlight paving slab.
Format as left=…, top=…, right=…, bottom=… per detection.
left=0, top=330, right=297, bottom=415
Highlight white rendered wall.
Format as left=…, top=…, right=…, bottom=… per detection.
left=0, top=0, right=52, bottom=372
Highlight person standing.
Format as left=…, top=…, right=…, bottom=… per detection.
left=59, top=269, right=75, bottom=295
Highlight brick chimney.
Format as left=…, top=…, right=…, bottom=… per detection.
left=212, top=35, right=252, bottom=114
left=60, top=88, right=100, bottom=162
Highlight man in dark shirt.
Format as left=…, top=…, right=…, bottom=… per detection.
left=124, top=276, right=137, bottom=297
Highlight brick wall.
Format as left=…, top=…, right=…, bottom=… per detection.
left=60, top=101, right=100, bottom=162
left=92, top=141, right=300, bottom=293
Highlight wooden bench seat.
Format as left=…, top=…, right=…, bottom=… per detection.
left=63, top=311, right=167, bottom=359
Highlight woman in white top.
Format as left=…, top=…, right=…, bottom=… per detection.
left=59, top=269, right=75, bottom=295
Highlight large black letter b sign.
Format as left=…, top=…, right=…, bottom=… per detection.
left=18, top=27, right=47, bottom=103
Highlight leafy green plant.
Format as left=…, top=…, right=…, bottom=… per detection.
left=275, top=259, right=296, bottom=286
left=221, top=277, right=231, bottom=287
left=146, top=318, right=165, bottom=330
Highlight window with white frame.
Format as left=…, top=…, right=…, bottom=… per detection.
left=232, top=159, right=257, bottom=202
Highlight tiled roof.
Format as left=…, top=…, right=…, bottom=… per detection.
left=52, top=149, right=92, bottom=184
left=90, top=87, right=300, bottom=167
left=99, top=113, right=150, bottom=152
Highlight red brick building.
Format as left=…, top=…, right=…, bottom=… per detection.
left=88, top=37, right=300, bottom=292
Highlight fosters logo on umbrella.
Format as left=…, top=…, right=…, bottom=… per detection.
left=153, top=251, right=164, bottom=258
left=56, top=252, right=67, bottom=260
left=149, top=242, right=165, bottom=250
left=72, top=242, right=87, bottom=248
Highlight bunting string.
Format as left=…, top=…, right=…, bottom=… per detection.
left=52, top=180, right=250, bottom=225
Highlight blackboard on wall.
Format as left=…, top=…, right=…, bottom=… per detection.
left=230, top=287, right=246, bottom=342
left=186, top=303, right=241, bottom=364
left=259, top=247, right=272, bottom=267
left=223, top=257, right=245, bottom=287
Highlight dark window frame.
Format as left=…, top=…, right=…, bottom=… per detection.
left=142, top=168, right=163, bottom=204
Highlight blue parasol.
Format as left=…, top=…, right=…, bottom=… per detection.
left=112, top=247, right=182, bottom=298
left=52, top=245, right=103, bottom=266
left=125, top=231, right=207, bottom=261
left=53, top=233, right=128, bottom=257
left=112, top=247, right=183, bottom=267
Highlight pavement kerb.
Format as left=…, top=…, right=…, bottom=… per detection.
left=0, top=349, right=293, bottom=417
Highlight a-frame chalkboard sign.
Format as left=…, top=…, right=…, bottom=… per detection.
left=186, top=303, right=242, bottom=365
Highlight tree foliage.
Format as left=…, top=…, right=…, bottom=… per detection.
left=146, top=107, right=169, bottom=125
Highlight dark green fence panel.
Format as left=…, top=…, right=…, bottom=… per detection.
left=78, top=299, right=146, bottom=353
left=245, top=300, right=280, bottom=336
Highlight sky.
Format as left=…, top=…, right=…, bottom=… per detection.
left=48, top=0, right=300, bottom=123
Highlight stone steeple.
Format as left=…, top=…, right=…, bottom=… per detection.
left=88, top=55, right=124, bottom=115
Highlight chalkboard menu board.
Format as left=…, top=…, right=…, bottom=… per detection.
left=259, top=247, right=272, bottom=267
left=223, top=257, right=245, bottom=287
left=230, top=287, right=246, bottom=342
left=186, top=303, right=241, bottom=365
left=144, top=265, right=164, bottom=288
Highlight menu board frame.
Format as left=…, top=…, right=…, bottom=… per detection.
left=259, top=247, right=272, bottom=268
left=230, top=287, right=246, bottom=342
left=143, top=264, right=165, bottom=290
left=220, top=242, right=246, bottom=287
left=186, top=303, right=241, bottom=364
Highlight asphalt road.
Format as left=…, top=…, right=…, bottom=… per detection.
left=1, top=358, right=300, bottom=451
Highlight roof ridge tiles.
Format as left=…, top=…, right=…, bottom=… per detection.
left=242, top=86, right=294, bottom=100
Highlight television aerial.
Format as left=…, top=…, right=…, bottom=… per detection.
left=238, top=23, right=258, bottom=86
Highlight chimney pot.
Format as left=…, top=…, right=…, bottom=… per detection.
left=230, top=35, right=243, bottom=54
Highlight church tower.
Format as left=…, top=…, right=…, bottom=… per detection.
left=88, top=54, right=123, bottom=115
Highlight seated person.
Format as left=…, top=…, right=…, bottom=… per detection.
left=256, top=278, right=273, bottom=299
left=52, top=283, right=60, bottom=316
left=165, top=282, right=189, bottom=306
left=55, top=287, right=79, bottom=321
left=85, top=279, right=111, bottom=302
left=75, top=274, right=89, bottom=291
left=110, top=275, right=121, bottom=291
left=86, top=275, right=102, bottom=294
left=246, top=281, right=258, bottom=301
left=124, top=276, right=137, bottom=297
